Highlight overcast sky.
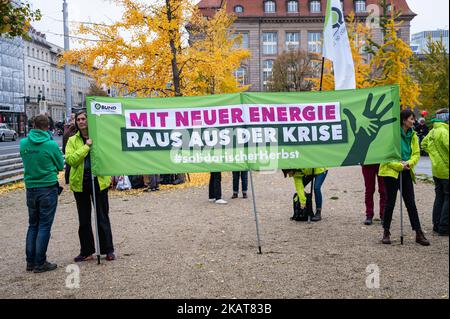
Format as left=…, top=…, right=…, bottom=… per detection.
left=30, top=0, right=449, bottom=48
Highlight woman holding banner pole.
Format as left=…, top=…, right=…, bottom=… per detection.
left=66, top=110, right=116, bottom=261
left=379, top=109, right=430, bottom=246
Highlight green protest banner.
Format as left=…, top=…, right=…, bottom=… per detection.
left=86, top=85, right=400, bottom=176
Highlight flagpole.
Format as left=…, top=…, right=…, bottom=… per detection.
left=319, top=57, right=325, bottom=92
left=249, top=171, right=262, bottom=254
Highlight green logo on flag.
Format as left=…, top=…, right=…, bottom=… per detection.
left=332, top=7, right=344, bottom=34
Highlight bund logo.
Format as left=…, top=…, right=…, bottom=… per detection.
left=91, top=102, right=122, bottom=115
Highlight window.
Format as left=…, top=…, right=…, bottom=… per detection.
left=264, top=1, right=276, bottom=13
left=308, top=31, right=322, bottom=53
left=32, top=66, right=35, bottom=79
left=233, top=32, right=249, bottom=49
left=310, top=0, right=321, bottom=13
left=262, top=60, right=274, bottom=91
left=234, top=67, right=248, bottom=87
left=263, top=32, right=277, bottom=55
left=27, top=47, right=30, bottom=56
left=287, top=1, right=298, bottom=13
left=286, top=32, right=300, bottom=50
left=387, top=4, right=392, bottom=12
left=28, top=65, right=30, bottom=78
left=355, top=0, right=366, bottom=13
left=42, top=69, right=45, bottom=80
left=46, top=70, right=49, bottom=82
left=234, top=5, right=244, bottom=13
left=32, top=48, right=35, bottom=57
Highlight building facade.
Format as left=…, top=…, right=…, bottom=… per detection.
left=0, top=35, right=25, bottom=134
left=0, top=28, right=95, bottom=135
left=411, top=29, right=449, bottom=55
left=24, top=27, right=93, bottom=124
left=198, top=0, right=416, bottom=91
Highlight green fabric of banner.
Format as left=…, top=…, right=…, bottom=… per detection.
left=86, top=85, right=401, bottom=176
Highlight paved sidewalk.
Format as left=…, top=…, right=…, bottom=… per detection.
left=0, top=167, right=448, bottom=299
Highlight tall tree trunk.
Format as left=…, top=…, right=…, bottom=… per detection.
left=166, top=0, right=182, bottom=96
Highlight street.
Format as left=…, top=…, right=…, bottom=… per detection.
left=0, top=135, right=62, bottom=156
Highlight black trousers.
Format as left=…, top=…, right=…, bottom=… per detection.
left=73, top=178, right=114, bottom=256
left=209, top=172, right=222, bottom=200
left=433, top=177, right=449, bottom=233
left=383, top=171, right=422, bottom=231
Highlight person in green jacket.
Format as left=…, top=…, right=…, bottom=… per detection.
left=285, top=168, right=328, bottom=222
left=20, top=114, right=64, bottom=273
left=421, top=108, right=449, bottom=236
left=379, top=109, right=430, bottom=246
left=66, top=110, right=115, bottom=262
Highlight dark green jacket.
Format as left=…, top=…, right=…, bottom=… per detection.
left=20, top=129, right=64, bottom=188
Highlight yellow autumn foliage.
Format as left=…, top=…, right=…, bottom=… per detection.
left=370, top=11, right=420, bottom=108
left=60, top=0, right=249, bottom=97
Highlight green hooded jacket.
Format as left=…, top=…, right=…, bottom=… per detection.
left=20, top=129, right=64, bottom=188
left=379, top=129, right=420, bottom=182
left=421, top=122, right=449, bottom=179
left=65, top=131, right=111, bottom=192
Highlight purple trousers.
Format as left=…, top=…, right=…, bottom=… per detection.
left=362, top=164, right=386, bottom=219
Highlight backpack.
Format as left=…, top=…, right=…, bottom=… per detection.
left=292, top=192, right=314, bottom=221
left=129, top=175, right=145, bottom=189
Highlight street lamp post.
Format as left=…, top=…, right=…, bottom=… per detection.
left=11, top=70, right=21, bottom=134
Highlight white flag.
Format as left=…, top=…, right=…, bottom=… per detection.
left=323, top=0, right=356, bottom=90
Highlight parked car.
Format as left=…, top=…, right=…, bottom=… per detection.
left=0, top=123, right=17, bottom=142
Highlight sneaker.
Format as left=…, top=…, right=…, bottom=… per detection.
left=33, top=261, right=57, bottom=273
left=231, top=193, right=238, bottom=199
left=364, top=217, right=373, bottom=225
left=242, top=192, right=248, bottom=199
left=208, top=198, right=216, bottom=202
left=215, top=199, right=227, bottom=204
left=106, top=253, right=116, bottom=261
left=74, top=254, right=94, bottom=262
left=26, top=262, right=34, bottom=272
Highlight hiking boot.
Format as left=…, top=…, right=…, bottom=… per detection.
left=26, top=262, right=34, bottom=272
left=311, top=212, right=322, bottom=222
left=231, top=193, right=238, bottom=199
left=242, top=192, right=248, bottom=199
left=382, top=230, right=391, bottom=244
left=33, top=261, right=57, bottom=273
left=106, top=253, right=116, bottom=261
left=437, top=227, right=449, bottom=236
left=74, top=254, right=94, bottom=262
left=416, top=230, right=430, bottom=246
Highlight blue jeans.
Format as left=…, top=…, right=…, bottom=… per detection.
left=303, top=171, right=328, bottom=210
left=26, top=185, right=58, bottom=266
left=232, top=171, right=248, bottom=193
